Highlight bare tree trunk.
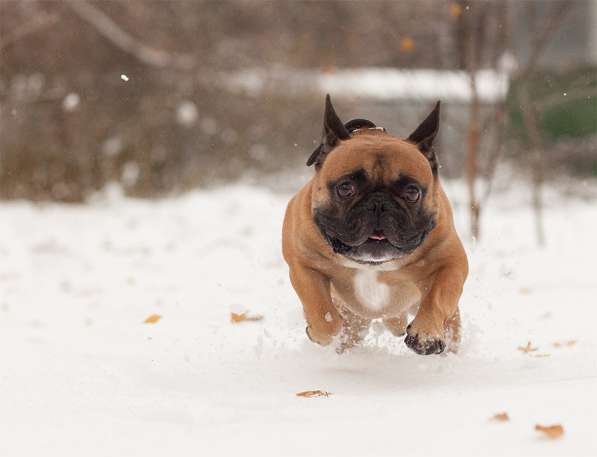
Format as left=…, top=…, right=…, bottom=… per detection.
left=511, top=1, right=573, bottom=247
left=479, top=1, right=510, bottom=204
left=481, top=105, right=506, bottom=204
left=461, top=0, right=572, bottom=244
left=466, top=79, right=481, bottom=240
left=464, top=2, right=481, bottom=240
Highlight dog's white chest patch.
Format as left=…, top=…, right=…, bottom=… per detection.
left=353, top=270, right=390, bottom=311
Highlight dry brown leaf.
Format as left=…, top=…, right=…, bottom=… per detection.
left=535, top=424, right=564, bottom=439
left=449, top=3, right=462, bottom=18
left=143, top=314, right=161, bottom=324
left=519, top=287, right=531, bottom=295
left=491, top=412, right=510, bottom=422
left=230, top=312, right=247, bottom=323
left=553, top=340, right=577, bottom=348
left=230, top=312, right=263, bottom=324
left=399, top=37, right=415, bottom=53
left=296, top=390, right=332, bottom=398
left=518, top=341, right=538, bottom=353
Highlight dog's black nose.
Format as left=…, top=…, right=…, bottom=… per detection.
left=366, top=194, right=388, bottom=215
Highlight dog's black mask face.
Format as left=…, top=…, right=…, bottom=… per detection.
left=314, top=169, right=436, bottom=265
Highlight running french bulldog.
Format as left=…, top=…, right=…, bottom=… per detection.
left=282, top=95, right=468, bottom=355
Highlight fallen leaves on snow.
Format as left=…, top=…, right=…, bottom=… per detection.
left=230, top=311, right=263, bottom=323
left=517, top=340, right=576, bottom=357
left=553, top=340, right=576, bottom=348
left=535, top=424, right=564, bottom=439
left=296, top=390, right=332, bottom=398
left=143, top=314, right=161, bottom=324
left=517, top=341, right=538, bottom=353
left=491, top=412, right=510, bottom=422
left=488, top=413, right=565, bottom=440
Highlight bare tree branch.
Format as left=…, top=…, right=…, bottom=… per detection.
left=518, top=1, right=574, bottom=80
left=479, top=2, right=574, bottom=138
left=478, top=4, right=572, bottom=136
left=0, top=12, right=59, bottom=51
left=64, top=0, right=195, bottom=70
left=480, top=107, right=506, bottom=204
left=478, top=0, right=575, bottom=214
left=518, top=1, right=575, bottom=247
left=512, top=1, right=575, bottom=248
left=518, top=82, right=546, bottom=246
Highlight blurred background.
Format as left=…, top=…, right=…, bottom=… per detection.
left=1, top=0, right=596, bottom=239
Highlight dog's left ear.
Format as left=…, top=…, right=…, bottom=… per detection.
left=407, top=101, right=440, bottom=175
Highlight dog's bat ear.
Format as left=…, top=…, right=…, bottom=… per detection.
left=407, top=101, right=440, bottom=175
left=307, top=94, right=350, bottom=167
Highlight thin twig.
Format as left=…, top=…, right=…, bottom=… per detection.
left=481, top=104, right=506, bottom=204
left=518, top=1, right=574, bottom=81
left=0, top=12, right=60, bottom=51
left=64, top=0, right=195, bottom=70
left=518, top=82, right=546, bottom=246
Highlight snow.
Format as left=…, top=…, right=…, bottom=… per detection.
left=176, top=101, right=199, bottom=127
left=102, top=136, right=123, bottom=157
left=62, top=93, right=80, bottom=112
left=0, top=180, right=596, bottom=456
left=317, top=69, right=509, bottom=103
left=223, top=67, right=509, bottom=103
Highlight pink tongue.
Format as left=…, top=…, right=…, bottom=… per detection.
left=369, top=232, right=386, bottom=241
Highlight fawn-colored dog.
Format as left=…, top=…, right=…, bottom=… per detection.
left=282, top=96, right=468, bottom=354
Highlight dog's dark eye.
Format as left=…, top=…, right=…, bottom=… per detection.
left=402, top=185, right=421, bottom=203
left=336, top=181, right=356, bottom=198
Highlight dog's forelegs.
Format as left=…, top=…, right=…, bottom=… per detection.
left=289, top=264, right=342, bottom=345
left=383, top=314, right=408, bottom=337
left=405, top=265, right=466, bottom=355
left=336, top=303, right=371, bottom=353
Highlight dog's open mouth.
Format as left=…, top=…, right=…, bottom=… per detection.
left=329, top=232, right=403, bottom=265
left=325, top=225, right=434, bottom=265
left=368, top=230, right=386, bottom=241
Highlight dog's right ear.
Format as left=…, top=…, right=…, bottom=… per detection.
left=307, top=94, right=350, bottom=167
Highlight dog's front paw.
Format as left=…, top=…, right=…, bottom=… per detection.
left=404, top=325, right=445, bottom=355
left=305, top=321, right=340, bottom=346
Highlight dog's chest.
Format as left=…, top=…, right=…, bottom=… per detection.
left=349, top=269, right=421, bottom=316
left=353, top=270, right=390, bottom=311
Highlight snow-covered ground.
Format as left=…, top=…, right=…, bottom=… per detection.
left=1, top=179, right=596, bottom=457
